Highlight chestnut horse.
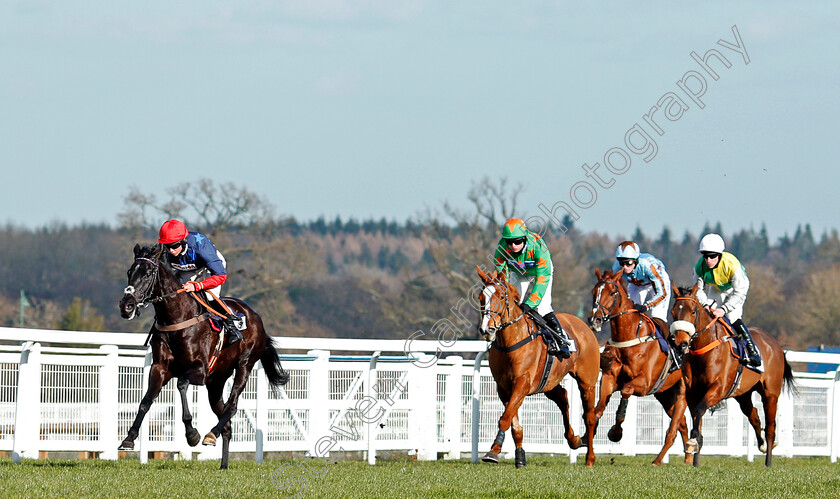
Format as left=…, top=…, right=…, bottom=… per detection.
left=588, top=269, right=691, bottom=465
left=670, top=283, right=794, bottom=467
left=118, top=244, right=289, bottom=469
left=476, top=267, right=600, bottom=467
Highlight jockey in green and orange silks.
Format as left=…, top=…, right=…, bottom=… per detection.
left=491, top=218, right=572, bottom=358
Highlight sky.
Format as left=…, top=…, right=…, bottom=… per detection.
left=1, top=1, right=838, bottom=241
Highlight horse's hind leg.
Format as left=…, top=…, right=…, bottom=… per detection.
left=735, top=391, right=765, bottom=452
left=177, top=377, right=201, bottom=447
left=761, top=391, right=779, bottom=468
left=511, top=413, right=526, bottom=468
left=577, top=378, right=598, bottom=467
left=544, top=385, right=582, bottom=450
left=119, top=364, right=171, bottom=451
left=204, top=378, right=233, bottom=470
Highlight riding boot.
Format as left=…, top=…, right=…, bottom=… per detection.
left=667, top=336, right=683, bottom=373
left=733, top=319, right=761, bottom=368
left=542, top=312, right=571, bottom=359
left=222, top=315, right=243, bottom=345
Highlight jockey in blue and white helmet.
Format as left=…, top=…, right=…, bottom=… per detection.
left=610, top=241, right=671, bottom=321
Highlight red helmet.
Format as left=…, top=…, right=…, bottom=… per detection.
left=158, top=220, right=188, bottom=244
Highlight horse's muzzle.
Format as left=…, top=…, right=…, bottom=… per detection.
left=588, top=315, right=604, bottom=333
left=120, top=294, right=137, bottom=320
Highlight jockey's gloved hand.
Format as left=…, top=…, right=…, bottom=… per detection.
left=520, top=303, right=533, bottom=315
left=634, top=303, right=648, bottom=313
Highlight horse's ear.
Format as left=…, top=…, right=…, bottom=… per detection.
left=595, top=268, right=602, bottom=280
left=477, top=265, right=489, bottom=283
left=133, top=243, right=141, bottom=257
left=690, top=280, right=699, bottom=296
left=672, top=282, right=680, bottom=297
left=610, top=270, right=623, bottom=283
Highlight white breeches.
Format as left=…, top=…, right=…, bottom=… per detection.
left=508, top=265, right=554, bottom=316
left=703, top=286, right=743, bottom=322
left=628, top=280, right=671, bottom=321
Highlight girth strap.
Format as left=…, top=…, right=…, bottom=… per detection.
left=491, top=331, right=541, bottom=353
left=534, top=350, right=555, bottom=394
left=155, top=313, right=211, bottom=332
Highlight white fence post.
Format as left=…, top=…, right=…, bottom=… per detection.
left=254, top=362, right=266, bottom=464
left=832, top=369, right=840, bottom=463
left=99, top=345, right=119, bottom=460
left=308, top=350, right=331, bottom=456
left=442, top=356, right=463, bottom=460
left=471, top=348, right=488, bottom=463
left=12, top=341, right=41, bottom=463
left=410, top=354, right=437, bottom=461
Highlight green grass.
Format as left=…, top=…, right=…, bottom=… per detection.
left=1, top=455, right=839, bottom=498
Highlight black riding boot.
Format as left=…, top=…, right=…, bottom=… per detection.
left=733, top=319, right=761, bottom=368
left=542, top=312, right=571, bottom=359
left=667, top=336, right=683, bottom=373
left=222, top=315, right=243, bottom=345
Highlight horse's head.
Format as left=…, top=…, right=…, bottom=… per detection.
left=669, top=282, right=710, bottom=354
left=120, top=244, right=165, bottom=320
left=588, top=268, right=627, bottom=332
left=476, top=266, right=519, bottom=343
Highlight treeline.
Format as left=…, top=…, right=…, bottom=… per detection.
left=0, top=216, right=838, bottom=350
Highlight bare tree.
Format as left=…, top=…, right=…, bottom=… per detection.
left=118, top=178, right=274, bottom=236
left=420, top=176, right=524, bottom=290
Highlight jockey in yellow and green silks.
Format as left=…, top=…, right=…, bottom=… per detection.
left=693, top=233, right=762, bottom=371
left=492, top=218, right=572, bottom=358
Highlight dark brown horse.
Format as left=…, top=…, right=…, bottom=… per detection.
left=118, top=244, right=289, bottom=469
left=670, top=283, right=794, bottom=467
left=476, top=266, right=600, bottom=467
left=588, top=269, right=691, bottom=465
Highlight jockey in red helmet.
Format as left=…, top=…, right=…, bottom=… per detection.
left=158, top=220, right=242, bottom=344
left=492, top=218, right=573, bottom=359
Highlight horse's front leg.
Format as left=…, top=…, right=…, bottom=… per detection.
left=177, top=376, right=201, bottom=447
left=652, top=381, right=690, bottom=466
left=511, top=413, right=526, bottom=468
left=119, top=364, right=171, bottom=450
left=594, top=371, right=618, bottom=421
left=203, top=365, right=256, bottom=469
left=686, top=386, right=717, bottom=467
left=482, top=375, right=530, bottom=464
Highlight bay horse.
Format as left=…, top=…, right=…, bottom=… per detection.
left=588, top=269, right=691, bottom=465
left=476, top=266, right=600, bottom=467
left=670, top=283, right=794, bottom=467
left=118, top=244, right=289, bottom=469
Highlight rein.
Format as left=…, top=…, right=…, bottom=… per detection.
left=594, top=280, right=650, bottom=348
left=672, top=297, right=734, bottom=355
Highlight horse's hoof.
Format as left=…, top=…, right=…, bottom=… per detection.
left=186, top=429, right=201, bottom=447
left=759, top=443, right=767, bottom=453
left=686, top=438, right=699, bottom=454
left=514, top=448, right=527, bottom=468
left=118, top=440, right=135, bottom=451
left=607, top=426, right=623, bottom=443
left=569, top=436, right=584, bottom=450
left=202, top=433, right=217, bottom=446
left=481, top=452, right=499, bottom=464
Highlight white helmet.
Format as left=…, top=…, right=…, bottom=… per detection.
left=698, top=233, right=725, bottom=254
left=615, top=241, right=640, bottom=260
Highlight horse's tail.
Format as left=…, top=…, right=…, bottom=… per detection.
left=782, top=355, right=798, bottom=396
left=261, top=336, right=290, bottom=389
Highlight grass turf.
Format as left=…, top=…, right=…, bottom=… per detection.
left=1, top=455, right=839, bottom=498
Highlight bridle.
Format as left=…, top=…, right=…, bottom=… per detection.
left=480, top=280, right=526, bottom=339
left=591, top=279, right=641, bottom=323
left=123, top=255, right=183, bottom=309
left=123, top=257, right=161, bottom=312
left=670, top=295, right=722, bottom=345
